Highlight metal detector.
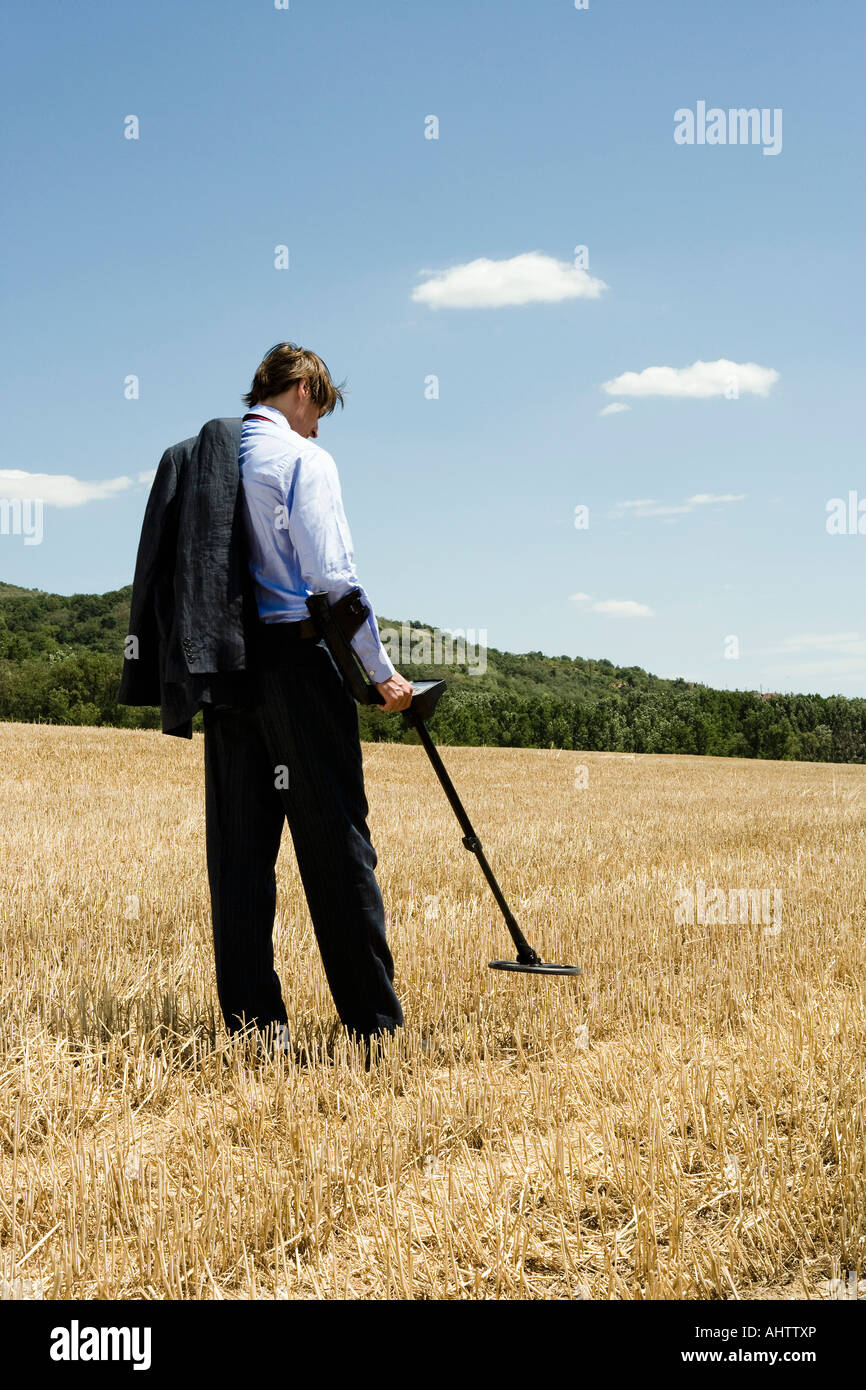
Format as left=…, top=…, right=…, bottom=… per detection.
left=306, top=590, right=581, bottom=977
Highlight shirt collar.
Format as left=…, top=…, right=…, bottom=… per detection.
left=245, top=403, right=290, bottom=431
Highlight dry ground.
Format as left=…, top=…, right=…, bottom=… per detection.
left=0, top=722, right=863, bottom=1300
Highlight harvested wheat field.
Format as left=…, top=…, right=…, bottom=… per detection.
left=0, top=721, right=863, bottom=1301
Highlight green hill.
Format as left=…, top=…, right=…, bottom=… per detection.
left=0, top=581, right=692, bottom=697
left=0, top=581, right=863, bottom=762
left=0, top=581, right=134, bottom=660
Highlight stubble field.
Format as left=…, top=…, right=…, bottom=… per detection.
left=0, top=722, right=863, bottom=1300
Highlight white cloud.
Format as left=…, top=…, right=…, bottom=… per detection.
left=609, top=493, right=746, bottom=520
left=771, top=633, right=866, bottom=655
left=599, top=402, right=630, bottom=417
left=137, top=469, right=157, bottom=485
left=612, top=500, right=693, bottom=518
left=765, top=658, right=866, bottom=679
left=570, top=593, right=654, bottom=618
left=412, top=251, right=608, bottom=309
left=601, top=358, right=779, bottom=399
left=593, top=598, right=654, bottom=617
left=0, top=469, right=140, bottom=508
left=760, top=633, right=866, bottom=680
left=688, top=492, right=747, bottom=505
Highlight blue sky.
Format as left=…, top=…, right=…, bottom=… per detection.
left=1, top=0, right=863, bottom=695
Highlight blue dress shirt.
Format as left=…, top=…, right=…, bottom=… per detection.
left=238, top=403, right=396, bottom=685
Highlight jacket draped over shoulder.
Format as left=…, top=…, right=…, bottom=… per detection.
left=118, top=417, right=258, bottom=738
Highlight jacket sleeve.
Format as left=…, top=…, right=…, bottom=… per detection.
left=117, top=446, right=181, bottom=705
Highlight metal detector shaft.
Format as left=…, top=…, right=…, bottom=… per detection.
left=404, top=710, right=542, bottom=967
left=305, top=590, right=579, bottom=974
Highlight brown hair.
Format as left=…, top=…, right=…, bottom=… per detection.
left=242, top=342, right=346, bottom=413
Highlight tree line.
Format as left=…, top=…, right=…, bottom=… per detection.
left=0, top=644, right=863, bottom=762
left=1, top=582, right=863, bottom=760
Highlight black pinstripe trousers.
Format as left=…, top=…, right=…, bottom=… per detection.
left=202, top=631, right=403, bottom=1044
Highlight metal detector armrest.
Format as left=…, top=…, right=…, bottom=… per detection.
left=305, top=590, right=447, bottom=720
left=306, top=589, right=377, bottom=704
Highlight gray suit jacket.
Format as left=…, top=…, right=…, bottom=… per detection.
left=117, top=417, right=258, bottom=738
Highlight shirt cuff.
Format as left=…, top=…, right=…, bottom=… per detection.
left=351, top=620, right=395, bottom=686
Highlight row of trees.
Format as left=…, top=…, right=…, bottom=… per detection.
left=359, top=686, right=864, bottom=762
left=1, top=650, right=863, bottom=762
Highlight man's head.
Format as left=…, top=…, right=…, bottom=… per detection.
left=242, top=342, right=346, bottom=439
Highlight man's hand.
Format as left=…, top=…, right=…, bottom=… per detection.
left=375, top=671, right=413, bottom=713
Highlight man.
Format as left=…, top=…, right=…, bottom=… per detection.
left=119, top=342, right=412, bottom=1062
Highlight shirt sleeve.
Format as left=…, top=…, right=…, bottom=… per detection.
left=287, top=448, right=396, bottom=684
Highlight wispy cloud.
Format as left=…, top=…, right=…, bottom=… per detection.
left=601, top=358, right=779, bottom=399
left=0, top=469, right=143, bottom=508
left=609, top=493, right=746, bottom=519
left=764, top=658, right=866, bottom=679
left=570, top=592, right=654, bottom=618
left=412, top=251, right=608, bottom=309
left=762, top=633, right=866, bottom=681
left=689, top=492, right=746, bottom=505
left=611, top=500, right=693, bottom=519
left=770, top=633, right=866, bottom=656
left=599, top=402, right=630, bottom=417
